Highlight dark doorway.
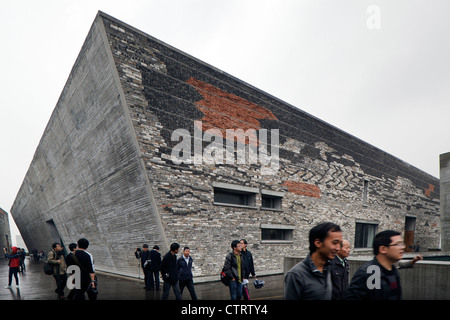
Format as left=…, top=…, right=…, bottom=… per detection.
left=46, top=219, right=67, bottom=256
left=404, top=216, right=416, bottom=252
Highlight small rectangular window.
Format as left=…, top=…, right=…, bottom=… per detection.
left=260, top=224, right=294, bottom=243
left=261, top=228, right=293, bottom=241
left=355, top=222, right=377, bottom=248
left=261, top=195, right=282, bottom=210
left=363, top=180, right=369, bottom=205
left=213, top=188, right=256, bottom=208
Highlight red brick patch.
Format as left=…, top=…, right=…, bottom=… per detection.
left=424, top=184, right=435, bottom=197
left=186, top=77, right=278, bottom=145
left=282, top=180, right=321, bottom=198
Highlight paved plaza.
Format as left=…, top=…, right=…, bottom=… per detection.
left=0, top=258, right=283, bottom=300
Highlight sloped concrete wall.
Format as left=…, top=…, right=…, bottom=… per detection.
left=10, top=14, right=165, bottom=276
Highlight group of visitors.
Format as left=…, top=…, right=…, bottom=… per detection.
left=135, top=238, right=256, bottom=300
left=135, top=243, right=199, bottom=300
left=46, top=238, right=96, bottom=300
left=284, top=222, right=423, bottom=300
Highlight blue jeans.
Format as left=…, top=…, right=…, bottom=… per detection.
left=229, top=280, right=243, bottom=300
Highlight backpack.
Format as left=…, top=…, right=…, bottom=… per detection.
left=220, top=268, right=231, bottom=286
left=43, top=251, right=56, bottom=275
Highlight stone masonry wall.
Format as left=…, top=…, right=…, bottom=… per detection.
left=102, top=13, right=440, bottom=277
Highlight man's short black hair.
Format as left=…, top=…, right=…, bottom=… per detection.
left=373, top=230, right=401, bottom=255
left=231, top=240, right=240, bottom=249
left=52, top=242, right=60, bottom=249
left=183, top=246, right=190, bottom=251
left=170, top=243, right=180, bottom=251
left=153, top=245, right=159, bottom=250
left=77, top=238, right=89, bottom=250
left=69, top=243, right=77, bottom=251
left=309, top=222, right=341, bottom=254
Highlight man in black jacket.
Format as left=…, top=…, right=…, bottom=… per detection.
left=240, top=239, right=256, bottom=300
left=135, top=244, right=151, bottom=290
left=177, top=247, right=197, bottom=300
left=148, top=245, right=161, bottom=290
left=345, top=230, right=404, bottom=300
left=161, top=243, right=182, bottom=300
left=330, top=239, right=351, bottom=299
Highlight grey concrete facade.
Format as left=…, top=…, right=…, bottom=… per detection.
left=0, top=208, right=11, bottom=253
left=11, top=12, right=440, bottom=279
left=440, top=152, right=450, bottom=251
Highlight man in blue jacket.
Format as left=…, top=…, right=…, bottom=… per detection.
left=177, top=247, right=198, bottom=300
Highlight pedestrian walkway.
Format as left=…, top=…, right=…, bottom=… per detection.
left=0, top=258, right=283, bottom=300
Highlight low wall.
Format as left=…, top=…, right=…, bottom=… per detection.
left=284, top=255, right=450, bottom=300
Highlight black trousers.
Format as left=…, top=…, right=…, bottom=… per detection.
left=53, top=273, right=67, bottom=298
left=149, top=270, right=160, bottom=289
left=179, top=279, right=198, bottom=300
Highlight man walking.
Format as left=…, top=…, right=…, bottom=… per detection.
left=72, top=238, right=97, bottom=300
left=240, top=239, right=255, bottom=300
left=161, top=243, right=182, bottom=300
left=345, top=230, right=404, bottom=300
left=284, top=222, right=343, bottom=300
left=223, top=240, right=245, bottom=300
left=148, top=245, right=162, bottom=290
left=177, top=247, right=198, bottom=300
left=47, top=242, right=68, bottom=300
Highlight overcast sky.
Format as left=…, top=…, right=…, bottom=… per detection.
left=1, top=0, right=449, bottom=244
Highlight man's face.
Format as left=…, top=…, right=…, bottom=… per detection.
left=236, top=243, right=243, bottom=252
left=184, top=249, right=190, bottom=258
left=384, top=235, right=405, bottom=262
left=55, top=244, right=62, bottom=252
left=316, top=231, right=343, bottom=260
left=143, top=247, right=149, bottom=252
left=338, top=240, right=351, bottom=258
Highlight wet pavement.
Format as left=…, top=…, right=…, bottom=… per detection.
left=0, top=258, right=284, bottom=300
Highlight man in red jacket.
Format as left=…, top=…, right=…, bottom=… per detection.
left=4, top=247, right=20, bottom=289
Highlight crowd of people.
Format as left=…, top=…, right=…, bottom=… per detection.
left=3, top=222, right=424, bottom=300
left=3, top=238, right=96, bottom=300
left=134, top=238, right=256, bottom=300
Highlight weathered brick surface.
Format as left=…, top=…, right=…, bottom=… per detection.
left=11, top=12, right=440, bottom=278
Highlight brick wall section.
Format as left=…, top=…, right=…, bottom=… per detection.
left=101, top=12, right=440, bottom=276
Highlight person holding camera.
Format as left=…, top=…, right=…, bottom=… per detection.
left=4, top=247, right=21, bottom=289
left=47, top=242, right=68, bottom=300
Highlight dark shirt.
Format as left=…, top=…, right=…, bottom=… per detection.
left=329, top=255, right=349, bottom=300
left=74, top=250, right=95, bottom=284
left=345, top=257, right=402, bottom=300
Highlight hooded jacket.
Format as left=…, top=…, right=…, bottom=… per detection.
left=5, top=247, right=20, bottom=268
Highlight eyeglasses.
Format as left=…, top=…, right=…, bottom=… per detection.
left=387, top=242, right=405, bottom=247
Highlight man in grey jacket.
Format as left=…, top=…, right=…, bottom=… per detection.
left=284, top=222, right=343, bottom=300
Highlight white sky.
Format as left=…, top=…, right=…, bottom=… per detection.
left=1, top=1, right=449, bottom=244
